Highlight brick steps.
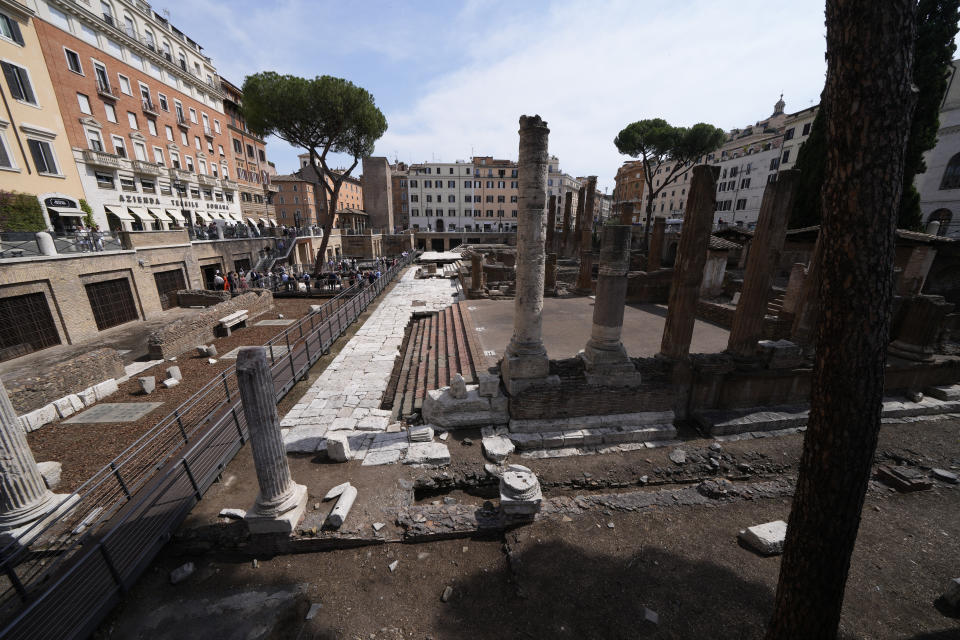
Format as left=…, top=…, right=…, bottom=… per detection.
left=386, top=302, right=483, bottom=419
left=695, top=393, right=960, bottom=436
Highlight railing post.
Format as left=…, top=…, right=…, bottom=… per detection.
left=110, top=462, right=131, bottom=500
left=221, top=371, right=231, bottom=401
left=99, top=544, right=123, bottom=589
left=181, top=458, right=202, bottom=500
left=4, top=563, right=27, bottom=601
left=175, top=410, right=188, bottom=443
left=285, top=331, right=295, bottom=380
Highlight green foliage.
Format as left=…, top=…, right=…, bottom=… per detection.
left=791, top=0, right=959, bottom=230
left=79, top=198, right=95, bottom=228
left=0, top=191, right=45, bottom=232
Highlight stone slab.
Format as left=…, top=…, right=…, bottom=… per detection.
left=64, top=402, right=163, bottom=424
left=283, top=427, right=328, bottom=453
left=93, top=379, right=119, bottom=401
left=739, top=520, right=787, bottom=555
left=404, top=442, right=451, bottom=466
left=362, top=449, right=402, bottom=466
left=222, top=345, right=290, bottom=359
left=254, top=319, right=296, bottom=326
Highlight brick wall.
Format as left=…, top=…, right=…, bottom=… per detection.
left=176, top=289, right=231, bottom=307
left=696, top=300, right=791, bottom=339
left=119, top=230, right=190, bottom=249
left=625, top=269, right=673, bottom=303
left=147, top=288, right=273, bottom=358
left=3, top=347, right=124, bottom=413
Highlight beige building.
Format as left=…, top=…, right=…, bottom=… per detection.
left=0, top=0, right=85, bottom=226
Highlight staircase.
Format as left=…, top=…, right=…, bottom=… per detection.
left=255, top=235, right=298, bottom=272
left=766, top=290, right=786, bottom=316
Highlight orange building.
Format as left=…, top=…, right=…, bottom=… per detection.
left=613, top=160, right=646, bottom=224
left=272, top=174, right=318, bottom=227
left=221, top=78, right=275, bottom=219
left=471, top=156, right=518, bottom=231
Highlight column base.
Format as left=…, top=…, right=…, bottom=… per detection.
left=501, top=350, right=560, bottom=396
left=0, top=493, right=80, bottom=548
left=887, top=340, right=935, bottom=362
left=579, top=350, right=643, bottom=387
left=0, top=489, right=66, bottom=532
left=245, top=483, right=308, bottom=535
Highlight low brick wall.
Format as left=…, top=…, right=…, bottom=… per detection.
left=625, top=269, right=673, bottom=304
left=147, top=289, right=274, bottom=359
left=695, top=300, right=792, bottom=339
left=177, top=289, right=231, bottom=307
left=3, top=347, right=124, bottom=413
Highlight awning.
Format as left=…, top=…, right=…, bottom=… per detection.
left=49, top=207, right=85, bottom=217
left=227, top=212, right=243, bottom=222
left=267, top=218, right=278, bottom=227
left=206, top=211, right=225, bottom=220
left=257, top=216, right=269, bottom=225
left=193, top=210, right=210, bottom=222
left=104, top=204, right=134, bottom=221
left=147, top=208, right=172, bottom=223
left=244, top=217, right=258, bottom=225
left=127, top=207, right=153, bottom=222
left=165, top=208, right=186, bottom=221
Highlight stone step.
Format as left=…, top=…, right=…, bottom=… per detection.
left=509, top=411, right=675, bottom=434
left=509, top=422, right=678, bottom=451
left=926, top=384, right=960, bottom=401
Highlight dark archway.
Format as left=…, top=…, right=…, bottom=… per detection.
left=929, top=208, right=952, bottom=236
left=435, top=219, right=445, bottom=232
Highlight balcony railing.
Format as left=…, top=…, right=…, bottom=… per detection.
left=82, top=149, right=126, bottom=170
left=197, top=174, right=216, bottom=187
left=132, top=160, right=165, bottom=177
left=202, top=124, right=214, bottom=138
left=265, top=183, right=279, bottom=193
left=220, top=178, right=239, bottom=190
left=176, top=114, right=190, bottom=129
left=96, top=79, right=116, bottom=100
left=141, top=98, right=158, bottom=117
left=168, top=167, right=193, bottom=182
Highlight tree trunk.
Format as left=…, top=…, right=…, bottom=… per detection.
left=642, top=191, right=654, bottom=251
left=310, top=151, right=333, bottom=269
left=765, top=2, right=917, bottom=639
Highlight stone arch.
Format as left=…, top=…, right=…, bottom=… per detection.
left=435, top=218, right=445, bottom=232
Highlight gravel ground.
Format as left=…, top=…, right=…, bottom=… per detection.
left=26, top=296, right=344, bottom=491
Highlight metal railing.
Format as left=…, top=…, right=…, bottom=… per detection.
left=0, top=253, right=416, bottom=639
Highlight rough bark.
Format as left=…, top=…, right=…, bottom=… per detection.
left=765, top=2, right=917, bottom=638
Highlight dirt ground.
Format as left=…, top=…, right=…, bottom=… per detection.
left=96, top=417, right=960, bottom=640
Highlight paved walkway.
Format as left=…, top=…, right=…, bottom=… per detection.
left=282, top=270, right=461, bottom=455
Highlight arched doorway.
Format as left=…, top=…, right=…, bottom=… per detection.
left=929, top=208, right=952, bottom=236
left=435, top=219, right=444, bottom=232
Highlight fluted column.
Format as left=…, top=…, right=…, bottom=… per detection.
left=659, top=165, right=719, bottom=360
left=237, top=347, right=307, bottom=534
left=574, top=176, right=598, bottom=293
left=648, top=217, right=666, bottom=272
left=561, top=191, right=573, bottom=256
left=582, top=225, right=641, bottom=385
left=502, top=115, right=557, bottom=394
left=0, top=380, right=59, bottom=532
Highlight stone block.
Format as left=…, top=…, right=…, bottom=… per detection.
left=509, top=433, right=543, bottom=450
left=79, top=387, right=97, bottom=406
left=327, top=434, right=352, bottom=462
left=283, top=427, right=327, bottom=453
left=139, top=376, right=156, bottom=395
left=408, top=425, right=434, bottom=442
left=404, top=442, right=451, bottom=466
left=93, top=379, right=119, bottom=401
left=449, top=373, right=468, bottom=399
left=561, top=429, right=585, bottom=447
left=206, top=344, right=218, bottom=358
left=37, top=461, right=62, bottom=489
left=196, top=345, right=208, bottom=356
left=362, top=449, right=402, bottom=466
left=245, top=483, right=308, bottom=535
left=478, top=373, right=500, bottom=397
left=739, top=520, right=787, bottom=555
left=162, top=378, right=180, bottom=389
left=67, top=394, right=85, bottom=413
left=942, top=577, right=960, bottom=614
left=541, top=432, right=565, bottom=448
left=219, top=508, right=246, bottom=520
left=581, top=428, right=607, bottom=446
left=21, top=404, right=57, bottom=432
left=482, top=435, right=515, bottom=463
left=170, top=562, right=195, bottom=585
left=166, top=365, right=182, bottom=381
left=53, top=397, right=77, bottom=419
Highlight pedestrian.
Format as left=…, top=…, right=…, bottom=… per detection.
left=91, top=225, right=104, bottom=251
left=213, top=270, right=224, bottom=291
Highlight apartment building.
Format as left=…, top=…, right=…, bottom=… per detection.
left=32, top=0, right=243, bottom=231
left=295, top=155, right=366, bottom=231
left=406, top=160, right=477, bottom=232
left=0, top=0, right=86, bottom=230
left=613, top=160, right=645, bottom=224
left=272, top=173, right=317, bottom=228
left=779, top=104, right=818, bottom=172
left=917, top=59, right=960, bottom=237
left=221, top=77, right=274, bottom=220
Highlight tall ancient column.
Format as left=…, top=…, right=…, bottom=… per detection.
left=470, top=253, right=483, bottom=292
left=659, top=165, right=719, bottom=359
left=648, top=217, right=666, bottom=272
left=581, top=225, right=641, bottom=385
left=545, top=253, right=558, bottom=293
left=561, top=191, right=573, bottom=256
left=237, top=347, right=307, bottom=534
left=572, top=185, right=586, bottom=256
left=0, top=380, right=59, bottom=533
left=546, top=195, right=557, bottom=255
left=727, top=170, right=798, bottom=359
left=502, top=115, right=556, bottom=394
left=574, top=176, right=598, bottom=293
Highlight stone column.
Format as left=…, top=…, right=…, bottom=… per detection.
left=35, top=232, right=57, bottom=256
left=779, top=262, right=807, bottom=320
left=581, top=225, right=641, bottom=385
left=727, top=170, right=798, bottom=359
left=659, top=165, right=719, bottom=360
left=790, top=234, right=823, bottom=351
left=620, top=202, right=634, bottom=226
left=546, top=195, right=557, bottom=255
left=502, top=115, right=557, bottom=395
left=888, top=295, right=956, bottom=361
left=0, top=380, right=60, bottom=533
left=572, top=185, right=586, bottom=256
left=574, top=176, right=598, bottom=293
left=237, top=347, right=307, bottom=534
left=648, top=217, right=666, bottom=272
left=561, top=191, right=573, bottom=256
left=470, top=253, right=483, bottom=292
left=544, top=253, right=557, bottom=293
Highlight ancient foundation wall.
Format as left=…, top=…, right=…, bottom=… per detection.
left=625, top=270, right=673, bottom=304
left=176, top=289, right=231, bottom=307
left=2, top=347, right=124, bottom=413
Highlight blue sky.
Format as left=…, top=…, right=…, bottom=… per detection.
left=166, top=0, right=829, bottom=191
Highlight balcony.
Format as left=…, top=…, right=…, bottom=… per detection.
left=197, top=174, right=216, bottom=187
left=168, top=167, right=193, bottom=182
left=82, top=149, right=126, bottom=170
left=141, top=98, right=159, bottom=117
left=202, top=124, right=214, bottom=139
left=176, top=114, right=190, bottom=130
left=96, top=80, right=117, bottom=101
left=101, top=13, right=114, bottom=27
left=265, top=182, right=279, bottom=193
left=132, top=160, right=165, bottom=177
left=220, top=178, right=239, bottom=190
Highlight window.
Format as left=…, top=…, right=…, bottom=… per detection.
left=153, top=146, right=164, bottom=165
left=486, top=195, right=494, bottom=203
left=65, top=49, right=82, bottom=74
left=188, top=107, right=197, bottom=123
left=164, top=125, right=173, bottom=141
left=258, top=149, right=265, bottom=162
left=133, top=141, right=147, bottom=162
left=410, top=194, right=418, bottom=202
left=0, top=12, right=24, bottom=46
left=769, top=158, right=780, bottom=171
left=206, top=140, right=213, bottom=153
left=198, top=159, right=207, bottom=175
left=217, top=145, right=224, bottom=156
left=180, top=131, right=187, bottom=145
left=409, top=179, right=417, bottom=187
left=232, top=139, right=241, bottom=154
left=27, top=139, right=59, bottom=175
left=214, top=119, right=221, bottom=133
left=119, top=176, right=136, bottom=191
left=170, top=151, right=180, bottom=168
left=184, top=155, right=194, bottom=171
left=781, top=150, right=790, bottom=164
left=141, top=178, right=155, bottom=193
left=111, top=135, right=126, bottom=157
left=497, top=195, right=505, bottom=203
left=0, top=127, right=14, bottom=169
left=104, top=103, right=117, bottom=123
left=174, top=100, right=184, bottom=123
left=741, top=178, right=751, bottom=189
left=86, top=128, right=104, bottom=151
left=802, top=122, right=812, bottom=136
left=157, top=93, right=168, bottom=111
left=118, top=74, right=131, bottom=95
left=127, top=112, right=138, bottom=129
left=95, top=172, right=113, bottom=188
left=246, top=143, right=254, bottom=158
left=1, top=62, right=35, bottom=104
left=92, top=62, right=109, bottom=92
left=159, top=182, right=172, bottom=195
left=194, top=135, right=201, bottom=151
left=736, top=199, right=747, bottom=210
left=940, top=153, right=960, bottom=189
left=77, top=93, right=92, bottom=114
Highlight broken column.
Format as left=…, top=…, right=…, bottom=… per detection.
left=727, top=170, right=798, bottom=360
left=659, top=165, right=719, bottom=359
left=0, top=379, right=63, bottom=535
left=546, top=195, right=557, bottom=255
left=648, top=217, right=666, bottom=272
left=544, top=253, right=558, bottom=294
left=574, top=176, right=598, bottom=294
left=581, top=225, right=641, bottom=385
left=620, top=201, right=634, bottom=225
left=236, top=347, right=307, bottom=534
left=790, top=234, right=823, bottom=353
left=561, top=191, right=573, bottom=256
left=499, top=464, right=542, bottom=520
left=572, top=185, right=586, bottom=256
left=501, top=115, right=558, bottom=395
left=888, top=295, right=956, bottom=361
left=470, top=253, right=483, bottom=293
left=778, top=263, right=807, bottom=322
